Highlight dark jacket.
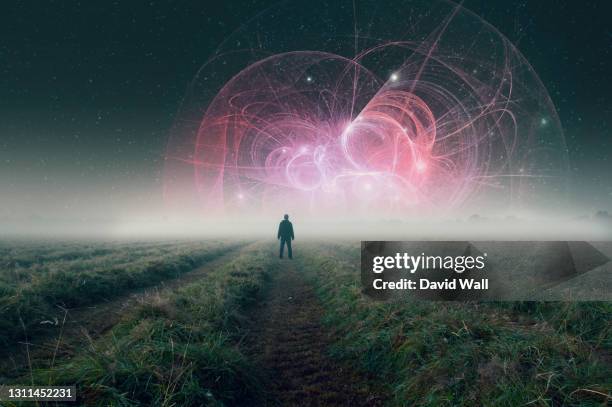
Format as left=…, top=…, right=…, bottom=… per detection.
left=277, top=219, right=294, bottom=240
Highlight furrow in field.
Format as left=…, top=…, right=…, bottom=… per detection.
left=246, top=257, right=386, bottom=406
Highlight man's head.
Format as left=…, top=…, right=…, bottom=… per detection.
left=284, top=214, right=289, bottom=220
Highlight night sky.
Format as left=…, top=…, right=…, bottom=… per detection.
left=1, top=0, right=610, bottom=224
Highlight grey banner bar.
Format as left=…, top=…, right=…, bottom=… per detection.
left=361, top=241, right=612, bottom=301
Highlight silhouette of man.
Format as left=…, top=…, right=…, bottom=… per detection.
left=277, top=214, right=294, bottom=259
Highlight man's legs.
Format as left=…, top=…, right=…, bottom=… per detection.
left=286, top=239, right=292, bottom=259
left=279, top=238, right=285, bottom=258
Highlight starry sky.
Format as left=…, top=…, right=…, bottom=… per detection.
left=1, top=0, right=610, bottom=225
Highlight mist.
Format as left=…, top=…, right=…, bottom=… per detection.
left=2, top=212, right=611, bottom=241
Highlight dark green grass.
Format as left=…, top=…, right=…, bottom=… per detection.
left=0, top=241, right=241, bottom=347
left=20, top=246, right=274, bottom=407
left=2, top=240, right=609, bottom=406
left=298, top=242, right=611, bottom=406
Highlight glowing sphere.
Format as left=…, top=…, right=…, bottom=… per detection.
left=164, top=0, right=568, bottom=218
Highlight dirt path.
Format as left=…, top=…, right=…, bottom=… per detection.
left=247, top=260, right=386, bottom=406
left=1, top=242, right=257, bottom=380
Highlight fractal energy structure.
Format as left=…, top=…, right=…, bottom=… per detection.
left=163, top=0, right=568, bottom=221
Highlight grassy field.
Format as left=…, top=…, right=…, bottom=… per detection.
left=30, top=244, right=273, bottom=406
left=0, top=240, right=241, bottom=348
left=298, top=242, right=611, bottom=406
left=0, top=239, right=610, bottom=406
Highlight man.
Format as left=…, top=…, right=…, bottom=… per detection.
left=277, top=214, right=294, bottom=259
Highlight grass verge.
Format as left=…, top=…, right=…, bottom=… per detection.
left=0, top=241, right=241, bottom=347
left=298, top=242, right=611, bottom=406
left=16, top=245, right=274, bottom=406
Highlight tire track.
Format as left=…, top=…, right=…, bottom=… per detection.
left=247, top=259, right=386, bottom=406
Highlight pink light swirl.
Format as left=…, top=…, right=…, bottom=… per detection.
left=164, top=0, right=568, bottom=219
